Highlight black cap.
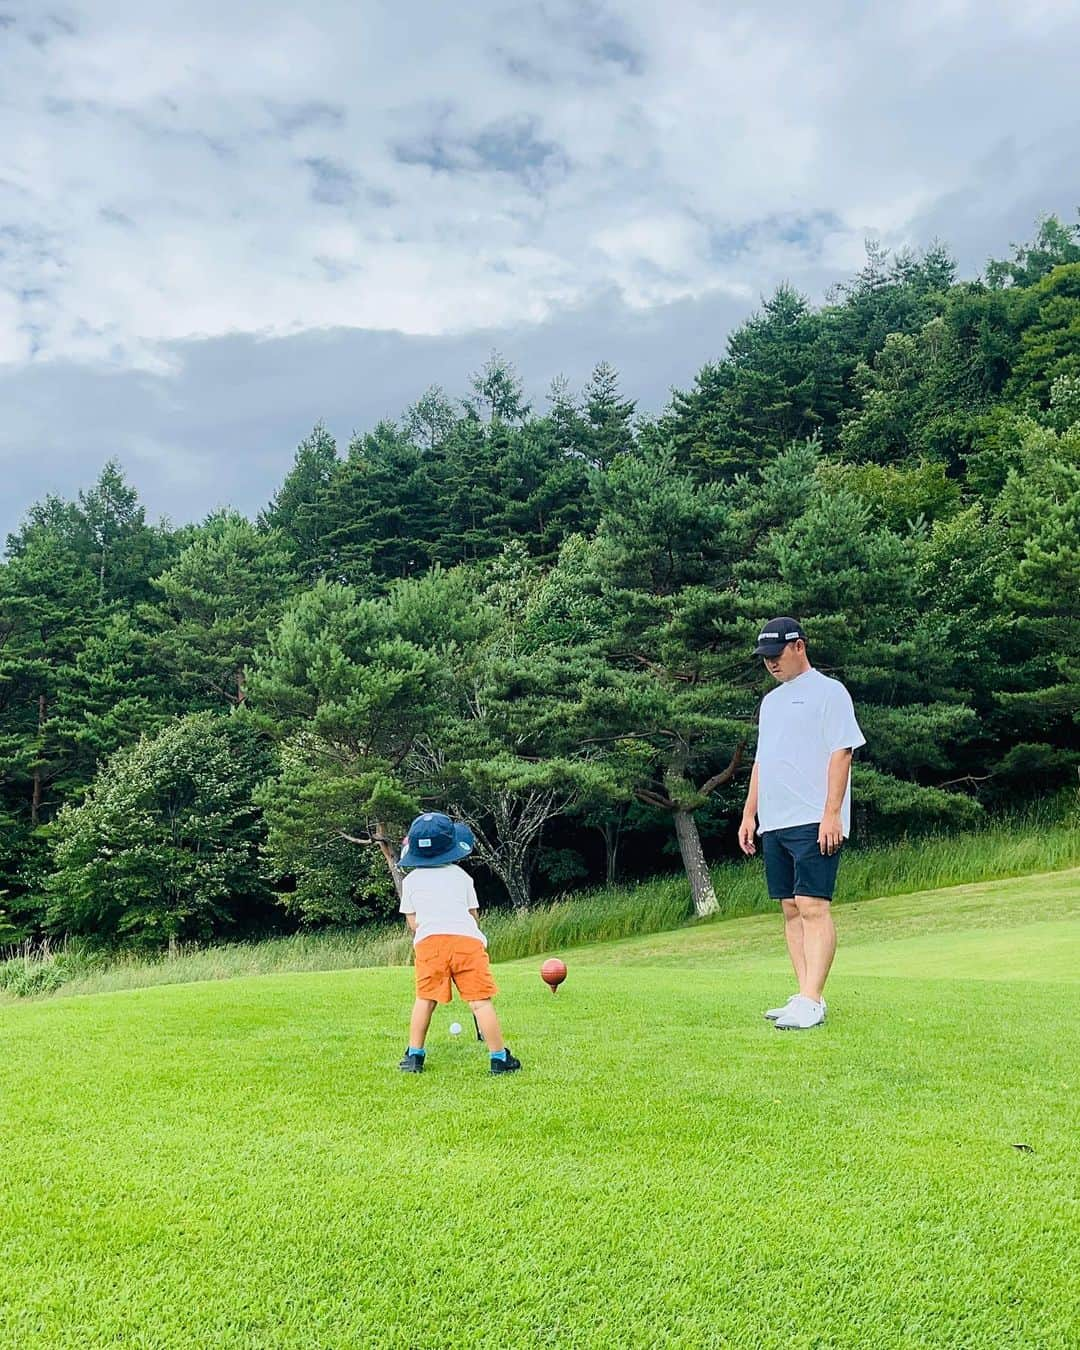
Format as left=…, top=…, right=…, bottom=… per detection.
left=753, top=617, right=806, bottom=657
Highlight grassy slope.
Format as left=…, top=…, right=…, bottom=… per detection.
left=14, top=815, right=1080, bottom=1001
left=1, top=871, right=1078, bottom=1348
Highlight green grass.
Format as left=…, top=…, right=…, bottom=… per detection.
left=7, top=808, right=1079, bottom=1000
left=1, top=870, right=1078, bottom=1347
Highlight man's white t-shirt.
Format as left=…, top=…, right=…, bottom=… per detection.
left=755, top=668, right=866, bottom=836
left=399, top=864, right=487, bottom=947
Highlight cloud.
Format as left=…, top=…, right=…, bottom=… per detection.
left=0, top=0, right=1078, bottom=531
left=0, top=284, right=760, bottom=539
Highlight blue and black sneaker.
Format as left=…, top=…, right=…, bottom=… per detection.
left=398, top=1050, right=425, bottom=1073
left=490, top=1049, right=521, bottom=1075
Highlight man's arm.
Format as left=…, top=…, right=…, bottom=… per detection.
left=404, top=912, right=418, bottom=933
left=819, top=748, right=853, bottom=856
left=739, top=761, right=760, bottom=856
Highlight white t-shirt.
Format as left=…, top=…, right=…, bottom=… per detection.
left=399, top=864, right=486, bottom=947
left=755, top=668, right=866, bottom=836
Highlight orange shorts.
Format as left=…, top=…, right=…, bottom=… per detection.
left=414, top=935, right=498, bottom=1004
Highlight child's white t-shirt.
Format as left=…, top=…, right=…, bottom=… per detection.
left=399, top=864, right=487, bottom=947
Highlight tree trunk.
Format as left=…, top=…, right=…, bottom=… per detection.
left=375, top=820, right=405, bottom=899
left=673, top=809, right=718, bottom=917
left=491, top=853, right=532, bottom=911
left=599, top=818, right=621, bottom=887
left=168, top=933, right=179, bottom=960
left=30, top=694, right=46, bottom=826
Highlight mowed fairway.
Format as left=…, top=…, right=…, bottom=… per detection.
left=2, top=872, right=1078, bottom=1349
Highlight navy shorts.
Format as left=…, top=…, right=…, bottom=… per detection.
left=762, top=823, right=842, bottom=901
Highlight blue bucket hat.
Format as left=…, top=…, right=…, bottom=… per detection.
left=399, top=812, right=475, bottom=869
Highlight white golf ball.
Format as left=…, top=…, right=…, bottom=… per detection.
left=449, top=1022, right=462, bottom=1036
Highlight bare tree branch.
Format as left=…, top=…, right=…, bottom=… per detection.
left=936, top=772, right=993, bottom=789
left=699, top=741, right=747, bottom=797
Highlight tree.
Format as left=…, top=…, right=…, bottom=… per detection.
left=988, top=412, right=1080, bottom=792
left=0, top=529, right=97, bottom=833
left=666, top=283, right=840, bottom=476
left=404, top=385, right=457, bottom=451
left=46, top=713, right=275, bottom=949
left=745, top=483, right=985, bottom=820
left=78, top=461, right=146, bottom=607
left=826, top=241, right=956, bottom=364
left=45, top=612, right=170, bottom=804
left=147, top=514, right=293, bottom=708
left=8, top=465, right=171, bottom=611
left=261, top=423, right=339, bottom=582
left=1006, top=263, right=1080, bottom=406
left=488, top=419, right=595, bottom=561
left=581, top=361, right=636, bottom=470
left=986, top=214, right=1080, bottom=289
left=316, top=422, right=442, bottom=584
left=579, top=443, right=749, bottom=915
left=467, top=351, right=531, bottom=424
left=254, top=752, right=401, bottom=926
left=248, top=570, right=491, bottom=901
left=815, top=459, right=960, bottom=533
left=409, top=635, right=625, bottom=909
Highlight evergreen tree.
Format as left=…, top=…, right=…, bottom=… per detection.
left=746, top=484, right=984, bottom=829
left=0, top=530, right=97, bottom=834
left=1006, top=263, right=1080, bottom=406
left=261, top=423, right=339, bottom=582
left=146, top=514, right=293, bottom=708
left=989, top=412, right=1080, bottom=791
left=78, top=461, right=152, bottom=607
left=248, top=571, right=491, bottom=902
left=316, top=422, right=440, bottom=584
left=581, top=443, right=748, bottom=915
left=45, top=612, right=169, bottom=805
left=581, top=361, right=636, bottom=469
left=666, top=283, right=838, bottom=476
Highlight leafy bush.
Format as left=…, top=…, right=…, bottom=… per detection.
left=46, top=713, right=275, bottom=948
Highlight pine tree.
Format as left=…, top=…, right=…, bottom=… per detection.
left=147, top=515, right=293, bottom=709
left=581, top=361, right=636, bottom=470
left=248, top=571, right=490, bottom=901
left=581, top=443, right=748, bottom=915
left=316, top=422, right=440, bottom=584
left=261, top=423, right=339, bottom=582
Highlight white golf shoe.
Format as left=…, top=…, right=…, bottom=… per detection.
left=774, top=995, right=826, bottom=1030
left=765, top=994, right=826, bottom=1022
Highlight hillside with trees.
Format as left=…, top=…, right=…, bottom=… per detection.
left=2, top=214, right=1078, bottom=945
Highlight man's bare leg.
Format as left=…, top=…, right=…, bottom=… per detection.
left=780, top=898, right=806, bottom=988
left=795, top=895, right=836, bottom=1003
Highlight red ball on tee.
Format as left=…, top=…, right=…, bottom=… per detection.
left=540, top=958, right=567, bottom=991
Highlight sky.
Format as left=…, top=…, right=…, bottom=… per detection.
left=2, top=0, right=1078, bottom=538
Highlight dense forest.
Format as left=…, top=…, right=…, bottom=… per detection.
left=2, top=214, right=1078, bottom=947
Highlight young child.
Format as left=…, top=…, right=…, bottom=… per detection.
left=397, top=811, right=521, bottom=1075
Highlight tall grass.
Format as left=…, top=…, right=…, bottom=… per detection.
left=4, top=802, right=1077, bottom=1001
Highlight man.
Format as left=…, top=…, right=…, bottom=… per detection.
left=738, top=618, right=865, bottom=1030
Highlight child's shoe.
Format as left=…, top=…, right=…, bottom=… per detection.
left=398, top=1050, right=425, bottom=1073
left=489, top=1049, right=521, bottom=1075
